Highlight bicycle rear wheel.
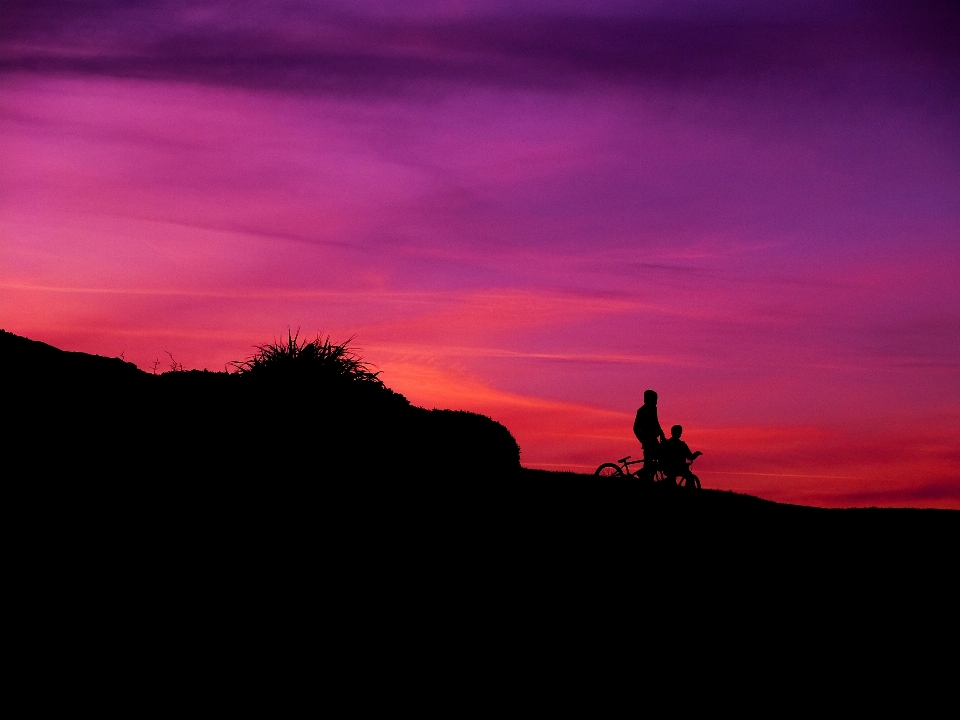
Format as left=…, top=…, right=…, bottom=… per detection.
left=595, top=463, right=624, bottom=478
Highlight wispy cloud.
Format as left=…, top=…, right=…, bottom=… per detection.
left=3, top=2, right=958, bottom=101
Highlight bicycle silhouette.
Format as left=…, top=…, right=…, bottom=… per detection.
left=594, top=454, right=701, bottom=488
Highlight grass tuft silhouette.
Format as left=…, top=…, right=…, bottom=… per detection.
left=229, top=328, right=382, bottom=385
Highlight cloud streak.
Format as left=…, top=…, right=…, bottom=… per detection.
left=3, top=2, right=958, bottom=102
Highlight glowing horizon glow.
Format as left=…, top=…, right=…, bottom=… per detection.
left=2, top=2, right=958, bottom=507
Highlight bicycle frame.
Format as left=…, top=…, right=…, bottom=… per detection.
left=612, top=455, right=649, bottom=478
left=624, top=457, right=646, bottom=478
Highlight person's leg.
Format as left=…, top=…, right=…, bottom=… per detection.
left=641, top=443, right=656, bottom=482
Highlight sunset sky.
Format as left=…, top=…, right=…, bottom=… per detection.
left=2, top=1, right=958, bottom=507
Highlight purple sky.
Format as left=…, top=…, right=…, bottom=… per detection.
left=2, top=1, right=959, bottom=505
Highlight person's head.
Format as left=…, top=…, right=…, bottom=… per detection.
left=643, top=389, right=658, bottom=405
left=670, top=425, right=682, bottom=439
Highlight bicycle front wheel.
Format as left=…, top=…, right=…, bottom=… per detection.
left=595, top=463, right=624, bottom=478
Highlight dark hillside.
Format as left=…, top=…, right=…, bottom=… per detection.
left=2, top=331, right=145, bottom=383
left=1, top=330, right=521, bottom=478
left=4, top=329, right=955, bottom=557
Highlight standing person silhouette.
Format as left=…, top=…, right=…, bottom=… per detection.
left=633, top=389, right=666, bottom=482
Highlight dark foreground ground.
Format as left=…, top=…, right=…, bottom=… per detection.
left=11, top=464, right=956, bottom=700
left=21, top=465, right=956, bottom=578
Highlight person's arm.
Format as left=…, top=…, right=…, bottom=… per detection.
left=654, top=410, right=665, bottom=441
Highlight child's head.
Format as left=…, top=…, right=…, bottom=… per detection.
left=643, top=389, right=658, bottom=405
left=670, top=425, right=683, bottom=439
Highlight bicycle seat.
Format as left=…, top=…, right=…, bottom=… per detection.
left=619, top=455, right=631, bottom=464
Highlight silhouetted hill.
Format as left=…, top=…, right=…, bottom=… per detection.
left=4, top=329, right=955, bottom=535
left=2, top=330, right=145, bottom=382
left=6, top=329, right=956, bottom=670
left=1, top=329, right=520, bottom=478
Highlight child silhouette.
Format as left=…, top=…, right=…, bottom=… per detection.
left=660, top=425, right=703, bottom=488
